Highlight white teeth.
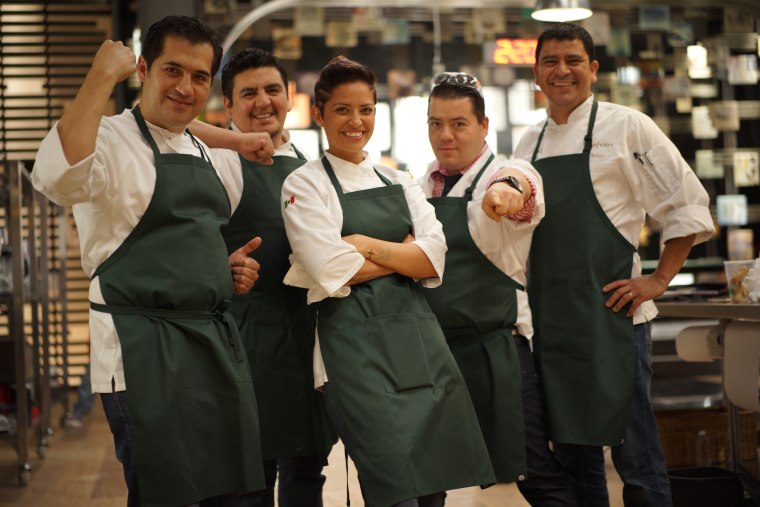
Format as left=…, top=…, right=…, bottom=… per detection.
left=553, top=81, right=574, bottom=87
left=253, top=113, right=272, bottom=119
left=344, top=132, right=363, bottom=138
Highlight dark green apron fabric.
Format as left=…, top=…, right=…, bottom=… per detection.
left=91, top=106, right=265, bottom=506
left=528, top=100, right=635, bottom=445
left=315, top=157, right=494, bottom=507
left=423, top=154, right=527, bottom=483
left=221, top=150, right=337, bottom=461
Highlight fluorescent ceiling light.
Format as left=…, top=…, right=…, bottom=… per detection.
left=531, top=0, right=592, bottom=22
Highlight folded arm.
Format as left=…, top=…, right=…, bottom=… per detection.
left=342, top=233, right=436, bottom=280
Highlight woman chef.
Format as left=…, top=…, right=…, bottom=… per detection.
left=280, top=56, right=495, bottom=507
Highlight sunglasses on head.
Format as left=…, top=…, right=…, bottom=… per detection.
left=431, top=72, right=483, bottom=96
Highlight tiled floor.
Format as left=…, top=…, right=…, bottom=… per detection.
left=0, top=396, right=624, bottom=506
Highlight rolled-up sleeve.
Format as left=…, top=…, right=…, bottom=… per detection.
left=32, top=122, right=107, bottom=206
left=487, top=158, right=545, bottom=229
left=281, top=168, right=365, bottom=302
left=400, top=174, right=447, bottom=288
left=625, top=115, right=714, bottom=246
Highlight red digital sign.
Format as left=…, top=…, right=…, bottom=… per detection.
left=492, top=38, right=538, bottom=66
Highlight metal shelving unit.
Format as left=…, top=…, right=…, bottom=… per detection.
left=0, top=160, right=68, bottom=486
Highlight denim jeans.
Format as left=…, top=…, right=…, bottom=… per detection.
left=101, top=389, right=140, bottom=507
left=73, top=363, right=95, bottom=419
left=101, top=388, right=237, bottom=507
left=237, top=455, right=326, bottom=507
left=513, top=335, right=578, bottom=506
left=554, top=322, right=673, bottom=507
left=322, top=383, right=446, bottom=507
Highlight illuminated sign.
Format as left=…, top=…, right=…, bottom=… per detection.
left=488, top=38, right=538, bottom=66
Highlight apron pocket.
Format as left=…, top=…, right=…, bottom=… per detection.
left=367, top=313, right=435, bottom=393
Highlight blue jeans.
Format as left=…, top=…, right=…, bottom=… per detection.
left=322, top=383, right=445, bottom=507
left=237, top=455, right=326, bottom=507
left=101, top=389, right=140, bottom=507
left=513, top=335, right=578, bottom=506
left=554, top=323, right=672, bottom=507
left=73, top=363, right=95, bottom=419
left=101, top=388, right=237, bottom=507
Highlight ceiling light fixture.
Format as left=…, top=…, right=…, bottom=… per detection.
left=531, top=0, right=593, bottom=22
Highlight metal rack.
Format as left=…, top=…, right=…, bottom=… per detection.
left=0, top=160, right=68, bottom=486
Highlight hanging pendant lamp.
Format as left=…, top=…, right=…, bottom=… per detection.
left=531, top=0, right=593, bottom=22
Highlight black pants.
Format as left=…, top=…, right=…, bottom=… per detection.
left=237, top=455, right=326, bottom=507
left=513, top=335, right=578, bottom=507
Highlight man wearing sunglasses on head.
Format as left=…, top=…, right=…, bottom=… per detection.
left=420, top=72, right=577, bottom=506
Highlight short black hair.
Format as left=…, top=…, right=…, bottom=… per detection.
left=536, top=22, right=595, bottom=62
left=429, top=83, right=485, bottom=123
left=221, top=48, right=289, bottom=104
left=142, top=16, right=223, bottom=76
left=314, top=56, right=376, bottom=114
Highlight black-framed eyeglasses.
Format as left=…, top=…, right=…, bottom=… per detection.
left=431, top=72, right=483, bottom=96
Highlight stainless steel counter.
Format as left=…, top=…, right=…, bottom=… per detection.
left=656, top=301, right=760, bottom=321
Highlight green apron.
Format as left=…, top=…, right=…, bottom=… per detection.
left=221, top=148, right=336, bottom=462
left=315, top=157, right=494, bottom=507
left=91, top=107, right=265, bottom=506
left=528, top=100, right=635, bottom=445
left=423, top=154, right=526, bottom=483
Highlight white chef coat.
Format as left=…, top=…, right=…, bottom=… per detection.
left=32, top=109, right=243, bottom=393
left=513, top=95, right=714, bottom=324
left=421, top=147, right=544, bottom=338
left=281, top=151, right=447, bottom=388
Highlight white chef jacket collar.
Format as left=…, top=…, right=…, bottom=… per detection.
left=144, top=117, right=186, bottom=141
left=546, top=94, right=595, bottom=126
left=324, top=150, right=374, bottom=174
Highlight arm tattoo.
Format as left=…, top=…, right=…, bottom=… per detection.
left=372, top=247, right=391, bottom=262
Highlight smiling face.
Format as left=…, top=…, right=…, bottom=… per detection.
left=533, top=38, right=599, bottom=124
left=428, top=96, right=488, bottom=173
left=137, top=35, right=214, bottom=133
left=224, top=66, right=291, bottom=147
left=312, top=81, right=375, bottom=165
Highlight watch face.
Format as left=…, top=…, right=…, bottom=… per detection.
left=505, top=176, right=523, bottom=194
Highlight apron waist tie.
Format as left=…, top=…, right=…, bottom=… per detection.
left=89, top=300, right=231, bottom=319
left=445, top=324, right=517, bottom=347
left=89, top=300, right=244, bottom=362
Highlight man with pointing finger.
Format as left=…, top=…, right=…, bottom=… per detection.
left=32, top=16, right=273, bottom=506
left=421, top=72, right=577, bottom=505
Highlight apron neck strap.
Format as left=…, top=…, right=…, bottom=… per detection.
left=531, top=98, right=599, bottom=163
left=292, top=143, right=307, bottom=161
left=464, top=152, right=495, bottom=199
left=132, top=106, right=211, bottom=164
left=321, top=156, right=391, bottom=199
left=185, top=128, right=212, bottom=164
left=582, top=99, right=598, bottom=154
left=531, top=122, right=547, bottom=164
left=132, top=106, right=161, bottom=159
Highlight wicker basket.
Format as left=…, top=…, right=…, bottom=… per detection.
left=655, top=407, right=757, bottom=468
